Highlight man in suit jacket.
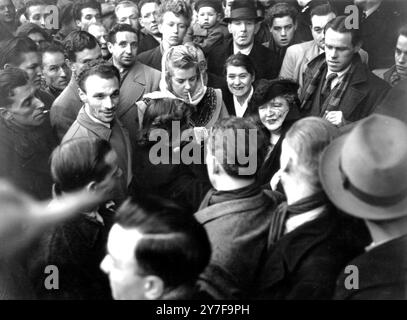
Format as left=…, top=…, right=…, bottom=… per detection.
left=299, top=16, right=389, bottom=127
left=319, top=114, right=407, bottom=300
left=138, top=0, right=192, bottom=71
left=50, top=31, right=103, bottom=141
left=107, top=24, right=160, bottom=144
left=207, top=0, right=279, bottom=81
left=137, top=0, right=162, bottom=54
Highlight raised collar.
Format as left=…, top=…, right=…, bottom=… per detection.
left=76, top=107, right=114, bottom=140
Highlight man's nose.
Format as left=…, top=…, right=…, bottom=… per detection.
left=104, top=97, right=115, bottom=110
left=281, top=28, right=287, bottom=36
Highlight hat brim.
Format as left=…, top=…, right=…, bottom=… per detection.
left=223, top=16, right=264, bottom=23
left=319, top=134, right=407, bottom=221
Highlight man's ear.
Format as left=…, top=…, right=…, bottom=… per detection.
left=86, top=181, right=97, bottom=192
left=254, top=22, right=260, bottom=34
left=75, top=19, right=81, bottom=28
left=78, top=87, right=88, bottom=105
left=3, top=63, right=13, bottom=70
left=216, top=13, right=222, bottom=22
left=227, top=23, right=232, bottom=34
left=144, top=275, right=164, bottom=300
left=107, top=41, right=114, bottom=54
left=66, top=58, right=75, bottom=73
left=353, top=41, right=362, bottom=54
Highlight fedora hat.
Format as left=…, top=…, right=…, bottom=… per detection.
left=319, top=114, right=407, bottom=220
left=223, top=0, right=263, bottom=23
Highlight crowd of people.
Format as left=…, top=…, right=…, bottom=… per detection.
left=0, top=0, right=406, bottom=300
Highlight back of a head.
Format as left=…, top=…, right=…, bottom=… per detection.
left=0, top=67, right=29, bottom=108
left=157, top=0, right=193, bottom=27
left=0, top=36, right=38, bottom=69
left=115, top=196, right=211, bottom=292
left=324, top=15, right=361, bottom=47
left=63, top=30, right=98, bottom=62
left=16, top=22, right=51, bottom=41
left=51, top=137, right=113, bottom=194
left=285, top=117, right=339, bottom=190
left=208, top=117, right=267, bottom=179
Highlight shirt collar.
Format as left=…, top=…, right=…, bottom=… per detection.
left=233, top=42, right=254, bottom=55
left=326, top=63, right=352, bottom=81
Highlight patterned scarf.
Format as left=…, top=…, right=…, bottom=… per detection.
left=300, top=55, right=357, bottom=115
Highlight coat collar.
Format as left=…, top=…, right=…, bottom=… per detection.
left=76, top=107, right=113, bottom=140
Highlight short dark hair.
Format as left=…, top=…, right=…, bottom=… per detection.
left=138, top=0, right=160, bottom=13
left=0, top=36, right=38, bottom=69
left=325, top=16, right=362, bottom=47
left=77, top=60, right=120, bottom=92
left=108, top=23, right=138, bottom=44
left=24, top=0, right=47, bottom=19
left=62, top=30, right=99, bottom=62
left=72, top=0, right=101, bottom=21
left=398, top=24, right=407, bottom=38
left=266, top=2, right=298, bottom=27
left=0, top=67, right=29, bottom=107
left=157, top=0, right=192, bottom=27
left=207, top=117, right=267, bottom=178
left=310, top=3, right=336, bottom=19
left=16, top=22, right=52, bottom=42
left=51, top=137, right=113, bottom=193
left=41, top=41, right=65, bottom=57
left=224, top=53, right=256, bottom=78
left=115, top=196, right=211, bottom=290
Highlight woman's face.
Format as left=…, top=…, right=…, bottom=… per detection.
left=7, top=83, right=46, bottom=126
left=258, top=96, right=290, bottom=133
left=170, top=67, right=198, bottom=101
left=226, top=65, right=254, bottom=98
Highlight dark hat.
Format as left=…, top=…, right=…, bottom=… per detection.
left=223, top=0, right=263, bottom=23
left=195, top=0, right=222, bottom=14
left=320, top=114, right=407, bottom=220
left=252, top=78, right=300, bottom=120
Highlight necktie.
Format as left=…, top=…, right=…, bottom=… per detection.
left=321, top=72, right=338, bottom=103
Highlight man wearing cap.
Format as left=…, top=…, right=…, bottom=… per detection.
left=299, top=16, right=389, bottom=127
left=207, top=0, right=279, bottom=81
left=319, top=114, right=407, bottom=300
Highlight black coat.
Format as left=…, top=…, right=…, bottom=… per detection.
left=137, top=45, right=162, bottom=71
left=137, top=29, right=160, bottom=55
left=334, top=234, right=407, bottom=300
left=255, top=207, right=371, bottom=300
left=207, top=38, right=279, bottom=81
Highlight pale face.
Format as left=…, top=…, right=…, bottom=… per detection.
left=7, top=83, right=46, bottom=127
left=27, top=5, right=48, bottom=28
left=197, top=7, right=219, bottom=29
left=228, top=19, right=257, bottom=50
left=101, top=224, right=148, bottom=300
left=139, top=2, right=159, bottom=35
left=87, top=24, right=110, bottom=59
left=0, top=0, right=15, bottom=24
left=158, top=12, right=188, bottom=47
left=16, top=52, right=42, bottom=89
left=324, top=28, right=359, bottom=73
left=28, top=32, right=46, bottom=48
left=42, top=51, right=71, bottom=91
left=271, top=16, right=296, bottom=48
left=311, top=13, right=336, bottom=51
left=395, top=35, right=407, bottom=78
left=170, top=67, right=198, bottom=101
left=71, top=45, right=102, bottom=75
left=81, top=75, right=120, bottom=124
left=258, top=96, right=290, bottom=133
left=77, top=7, right=101, bottom=30
left=108, top=31, right=138, bottom=68
left=226, top=65, right=254, bottom=98
left=116, top=6, right=139, bottom=31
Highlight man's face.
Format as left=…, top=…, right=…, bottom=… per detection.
left=228, top=19, right=257, bottom=49
left=8, top=83, right=46, bottom=127
left=395, top=35, right=407, bottom=78
left=170, top=67, right=198, bottom=101
left=17, top=52, right=43, bottom=89
left=324, top=28, right=359, bottom=72
left=311, top=13, right=336, bottom=51
left=271, top=16, right=296, bottom=48
left=108, top=31, right=138, bottom=68
left=77, top=7, right=101, bottom=30
left=42, top=51, right=71, bottom=91
left=116, top=5, right=139, bottom=31
left=27, top=5, right=48, bottom=28
left=139, top=2, right=159, bottom=35
left=87, top=24, right=110, bottom=59
left=158, top=11, right=188, bottom=47
left=71, top=45, right=102, bottom=75
left=197, top=7, right=219, bottom=29
left=81, top=75, right=120, bottom=123
left=0, top=0, right=15, bottom=24
left=101, top=224, right=149, bottom=300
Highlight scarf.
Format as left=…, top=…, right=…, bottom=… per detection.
left=300, top=54, right=357, bottom=115
left=203, top=183, right=261, bottom=207
left=267, top=191, right=328, bottom=249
